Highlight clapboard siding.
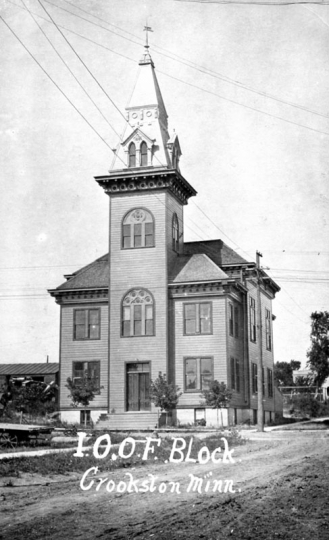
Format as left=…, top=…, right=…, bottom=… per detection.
left=174, top=295, right=227, bottom=407
left=226, top=296, right=246, bottom=407
left=60, top=303, right=108, bottom=408
left=247, top=283, right=275, bottom=412
left=109, top=192, right=168, bottom=412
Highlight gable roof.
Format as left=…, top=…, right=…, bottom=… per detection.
left=184, top=240, right=249, bottom=267
left=0, top=363, right=59, bottom=376
left=55, top=253, right=108, bottom=291
left=170, top=254, right=229, bottom=283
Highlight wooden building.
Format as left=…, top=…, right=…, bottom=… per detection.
left=49, top=46, right=281, bottom=428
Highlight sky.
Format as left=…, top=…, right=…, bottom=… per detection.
left=0, top=0, right=328, bottom=368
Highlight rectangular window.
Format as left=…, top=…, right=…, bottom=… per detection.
left=122, top=306, right=131, bottom=337
left=268, top=368, right=273, bottom=397
left=229, top=304, right=234, bottom=336
left=133, top=305, right=142, bottom=336
left=230, top=358, right=240, bottom=392
left=123, top=224, right=131, bottom=248
left=250, top=297, right=256, bottom=342
left=80, top=410, right=91, bottom=426
left=252, top=363, right=258, bottom=394
left=235, top=359, right=240, bottom=392
left=185, top=357, right=213, bottom=392
left=266, top=309, right=272, bottom=351
left=234, top=307, right=239, bottom=338
left=73, top=361, right=100, bottom=392
left=74, top=309, right=100, bottom=340
left=184, top=303, right=212, bottom=335
left=134, top=223, right=142, bottom=248
left=230, top=357, right=235, bottom=390
left=229, top=304, right=239, bottom=338
left=262, top=367, right=265, bottom=395
left=145, top=222, right=154, bottom=247
left=145, top=305, right=153, bottom=335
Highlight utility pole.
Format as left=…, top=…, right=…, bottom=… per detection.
left=256, top=251, right=264, bottom=432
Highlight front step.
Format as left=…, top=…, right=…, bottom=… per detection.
left=96, top=412, right=159, bottom=431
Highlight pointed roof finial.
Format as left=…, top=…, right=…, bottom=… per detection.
left=140, top=23, right=154, bottom=66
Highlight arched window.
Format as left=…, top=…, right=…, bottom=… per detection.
left=128, top=142, right=136, bottom=167
left=122, top=208, right=154, bottom=249
left=172, top=213, right=179, bottom=252
left=122, top=289, right=154, bottom=337
left=140, top=141, right=148, bottom=166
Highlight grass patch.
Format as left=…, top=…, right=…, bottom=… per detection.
left=0, top=430, right=246, bottom=477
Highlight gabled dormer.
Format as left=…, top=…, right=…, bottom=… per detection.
left=121, top=128, right=155, bottom=168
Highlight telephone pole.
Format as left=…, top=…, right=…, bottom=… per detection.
left=256, top=251, right=264, bottom=432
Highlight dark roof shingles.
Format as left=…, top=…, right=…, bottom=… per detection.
left=0, top=364, right=59, bottom=376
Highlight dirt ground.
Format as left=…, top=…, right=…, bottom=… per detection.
left=0, top=433, right=328, bottom=540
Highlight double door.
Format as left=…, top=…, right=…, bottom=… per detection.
left=126, top=362, right=150, bottom=411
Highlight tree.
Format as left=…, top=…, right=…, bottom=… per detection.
left=200, top=380, right=232, bottom=428
left=66, top=373, right=103, bottom=425
left=307, top=311, right=329, bottom=387
left=10, top=381, right=58, bottom=416
left=149, top=373, right=182, bottom=424
left=274, top=360, right=301, bottom=386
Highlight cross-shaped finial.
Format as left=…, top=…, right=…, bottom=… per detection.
left=143, top=24, right=153, bottom=50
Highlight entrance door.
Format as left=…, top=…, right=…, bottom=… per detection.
left=127, top=363, right=150, bottom=411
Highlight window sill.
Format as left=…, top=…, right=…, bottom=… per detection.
left=73, top=338, right=101, bottom=341
left=121, top=335, right=155, bottom=338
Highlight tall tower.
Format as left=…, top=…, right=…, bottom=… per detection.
left=95, top=44, right=196, bottom=425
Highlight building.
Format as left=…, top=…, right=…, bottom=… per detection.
left=0, top=363, right=59, bottom=389
left=49, top=44, right=281, bottom=428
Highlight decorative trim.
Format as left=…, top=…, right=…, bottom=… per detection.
left=95, top=170, right=197, bottom=206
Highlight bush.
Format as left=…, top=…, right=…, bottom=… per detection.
left=290, top=393, right=321, bottom=418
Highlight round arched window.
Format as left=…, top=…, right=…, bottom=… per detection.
left=140, top=141, right=148, bottom=166
left=122, top=289, right=154, bottom=337
left=122, top=208, right=154, bottom=249
left=172, top=213, right=179, bottom=253
left=128, top=143, right=136, bottom=167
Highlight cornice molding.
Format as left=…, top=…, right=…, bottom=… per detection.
left=48, top=288, right=108, bottom=305
left=94, top=169, right=197, bottom=206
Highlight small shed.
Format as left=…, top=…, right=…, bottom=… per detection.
left=0, top=363, right=59, bottom=388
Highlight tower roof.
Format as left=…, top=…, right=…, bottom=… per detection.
left=110, top=43, right=181, bottom=172
left=126, top=54, right=167, bottom=120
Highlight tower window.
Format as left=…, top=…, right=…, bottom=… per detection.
left=172, top=213, right=179, bottom=252
left=140, top=141, right=148, bottom=166
left=128, top=142, right=136, bottom=167
left=122, top=289, right=154, bottom=337
left=122, top=208, right=154, bottom=249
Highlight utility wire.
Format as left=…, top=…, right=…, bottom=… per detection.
left=0, top=16, right=119, bottom=158
left=8, top=0, right=329, bottom=138
left=37, top=0, right=129, bottom=128
left=19, top=0, right=121, bottom=139
left=158, top=69, right=329, bottom=138
left=56, top=0, right=329, bottom=121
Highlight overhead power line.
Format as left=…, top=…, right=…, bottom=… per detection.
left=8, top=0, right=329, bottom=138
left=20, top=0, right=121, bottom=138
left=0, top=16, right=117, bottom=156
left=56, top=0, right=329, bottom=121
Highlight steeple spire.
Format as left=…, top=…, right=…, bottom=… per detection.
left=109, top=29, right=182, bottom=172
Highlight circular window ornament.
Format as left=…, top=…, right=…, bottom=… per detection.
left=146, top=111, right=152, bottom=117
left=132, top=113, right=138, bottom=119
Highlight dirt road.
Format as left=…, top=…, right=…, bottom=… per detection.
left=0, top=433, right=328, bottom=540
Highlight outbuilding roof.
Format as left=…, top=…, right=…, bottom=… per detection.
left=0, top=364, right=59, bottom=376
